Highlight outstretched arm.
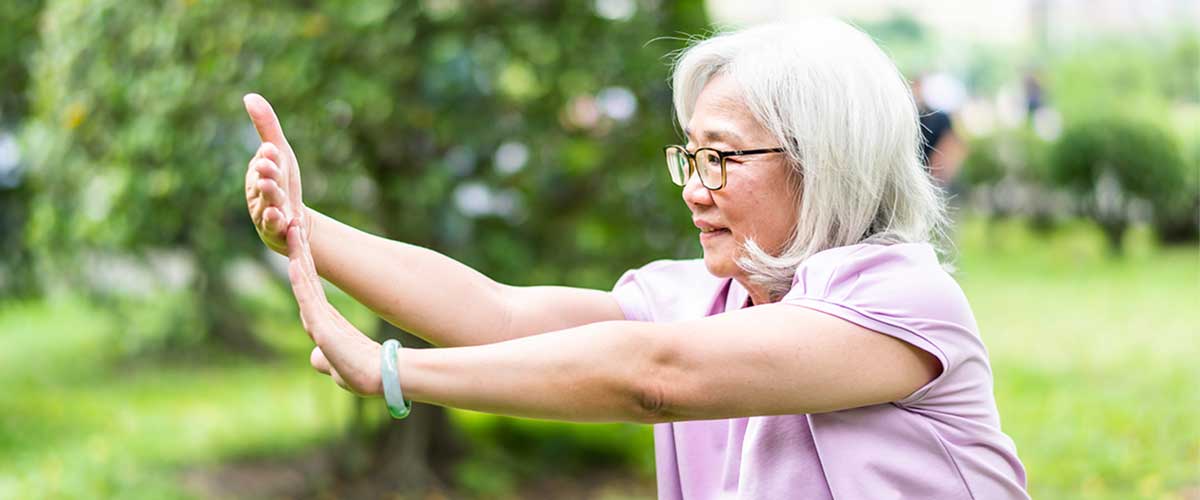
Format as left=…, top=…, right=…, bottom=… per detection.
left=244, top=94, right=624, bottom=348
left=303, top=210, right=626, bottom=347
left=286, top=223, right=941, bottom=423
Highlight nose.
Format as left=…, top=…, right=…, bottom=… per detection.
left=681, top=166, right=713, bottom=209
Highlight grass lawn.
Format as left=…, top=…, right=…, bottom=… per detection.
left=954, top=218, right=1200, bottom=499
left=0, top=296, right=354, bottom=499
left=0, top=217, right=1196, bottom=499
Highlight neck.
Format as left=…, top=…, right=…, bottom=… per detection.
left=737, top=277, right=773, bottom=307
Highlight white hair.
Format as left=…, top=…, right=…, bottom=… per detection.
left=670, top=18, right=950, bottom=301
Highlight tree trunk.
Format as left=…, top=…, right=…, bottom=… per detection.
left=1099, top=218, right=1127, bottom=257
left=194, top=249, right=273, bottom=356
left=369, top=322, right=464, bottom=489
left=1153, top=199, right=1200, bottom=245
left=334, top=140, right=465, bottom=494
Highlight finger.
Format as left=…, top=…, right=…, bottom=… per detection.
left=248, top=117, right=302, bottom=216
left=295, top=223, right=325, bottom=302
left=330, top=368, right=349, bottom=391
left=245, top=155, right=263, bottom=198
left=287, top=233, right=329, bottom=339
left=264, top=206, right=287, bottom=236
left=288, top=223, right=327, bottom=304
left=257, top=141, right=278, bottom=161
left=257, top=144, right=289, bottom=190
left=310, top=346, right=331, bottom=375
left=287, top=257, right=314, bottom=334
left=243, top=93, right=292, bottom=150
left=254, top=158, right=283, bottom=183
left=257, top=135, right=302, bottom=215
left=257, top=178, right=288, bottom=208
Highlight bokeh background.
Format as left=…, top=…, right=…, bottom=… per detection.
left=1, top=0, right=1197, bottom=498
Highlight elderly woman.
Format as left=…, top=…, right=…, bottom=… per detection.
left=243, top=18, right=1027, bottom=499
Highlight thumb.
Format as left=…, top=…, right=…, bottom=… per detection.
left=243, top=93, right=291, bottom=149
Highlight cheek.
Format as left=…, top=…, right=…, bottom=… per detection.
left=721, top=181, right=796, bottom=250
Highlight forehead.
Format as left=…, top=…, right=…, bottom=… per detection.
left=685, top=74, right=768, bottom=145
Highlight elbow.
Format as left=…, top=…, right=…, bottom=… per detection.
left=625, top=325, right=682, bottom=424
left=631, top=376, right=670, bottom=424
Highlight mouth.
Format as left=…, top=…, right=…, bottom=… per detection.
left=699, top=228, right=731, bottom=239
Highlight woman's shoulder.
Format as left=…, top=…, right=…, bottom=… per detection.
left=803, top=241, right=943, bottom=274
left=794, top=242, right=948, bottom=288
left=788, top=242, right=974, bottom=328
left=618, top=258, right=724, bottom=293
left=612, top=259, right=726, bottom=322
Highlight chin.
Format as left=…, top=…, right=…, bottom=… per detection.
left=702, top=252, right=739, bottom=278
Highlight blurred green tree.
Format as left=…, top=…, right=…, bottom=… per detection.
left=960, top=127, right=1055, bottom=229
left=23, top=0, right=707, bottom=490
left=0, top=0, right=44, bottom=298
left=853, top=10, right=936, bottom=75
left=1049, top=115, right=1188, bottom=254
left=23, top=0, right=277, bottom=352
left=1045, top=34, right=1199, bottom=246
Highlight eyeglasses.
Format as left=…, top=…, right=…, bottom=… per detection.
left=663, top=145, right=786, bottom=190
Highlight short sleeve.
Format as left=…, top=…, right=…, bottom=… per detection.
left=780, top=243, right=990, bottom=408
left=610, top=259, right=726, bottom=323
left=612, top=267, right=653, bottom=322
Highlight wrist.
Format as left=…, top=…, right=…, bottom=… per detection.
left=304, top=205, right=316, bottom=239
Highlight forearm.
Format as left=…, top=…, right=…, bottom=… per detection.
left=306, top=208, right=511, bottom=347
left=396, top=320, right=659, bottom=423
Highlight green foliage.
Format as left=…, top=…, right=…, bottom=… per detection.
left=960, top=135, right=1006, bottom=187
left=0, top=0, right=45, bottom=298
left=1153, top=107, right=1200, bottom=243
left=853, top=11, right=936, bottom=76
left=1019, top=31, right=1200, bottom=245
left=1046, top=33, right=1199, bottom=122
left=959, top=43, right=1026, bottom=98
left=1048, top=115, right=1189, bottom=251
left=961, top=127, right=1049, bottom=188
left=0, top=0, right=42, bottom=120
left=21, top=0, right=709, bottom=348
left=451, top=411, right=653, bottom=497
left=1163, top=31, right=1200, bottom=103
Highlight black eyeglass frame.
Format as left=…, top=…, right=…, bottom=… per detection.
left=662, top=145, right=786, bottom=190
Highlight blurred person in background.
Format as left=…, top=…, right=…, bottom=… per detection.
left=242, top=18, right=1027, bottom=499
left=913, top=75, right=968, bottom=188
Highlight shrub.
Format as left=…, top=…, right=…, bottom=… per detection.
left=1048, top=115, right=1189, bottom=253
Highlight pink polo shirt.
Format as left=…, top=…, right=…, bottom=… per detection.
left=611, top=242, right=1028, bottom=499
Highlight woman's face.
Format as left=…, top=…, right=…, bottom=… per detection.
left=682, top=73, right=798, bottom=283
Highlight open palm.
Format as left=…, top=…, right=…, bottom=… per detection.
left=285, top=222, right=384, bottom=397
left=243, top=93, right=308, bottom=255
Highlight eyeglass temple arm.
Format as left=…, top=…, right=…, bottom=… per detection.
left=723, top=147, right=786, bottom=157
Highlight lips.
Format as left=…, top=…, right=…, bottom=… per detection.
left=693, top=219, right=725, bottom=231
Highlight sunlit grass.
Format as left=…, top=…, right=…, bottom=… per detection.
left=0, top=298, right=353, bottom=499
left=954, top=216, right=1200, bottom=500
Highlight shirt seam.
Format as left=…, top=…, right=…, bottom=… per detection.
left=913, top=408, right=979, bottom=500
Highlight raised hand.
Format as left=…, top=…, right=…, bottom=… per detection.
left=286, top=221, right=384, bottom=397
left=243, top=93, right=309, bottom=255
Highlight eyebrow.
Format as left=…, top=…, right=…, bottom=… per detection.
left=683, top=126, right=746, bottom=146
